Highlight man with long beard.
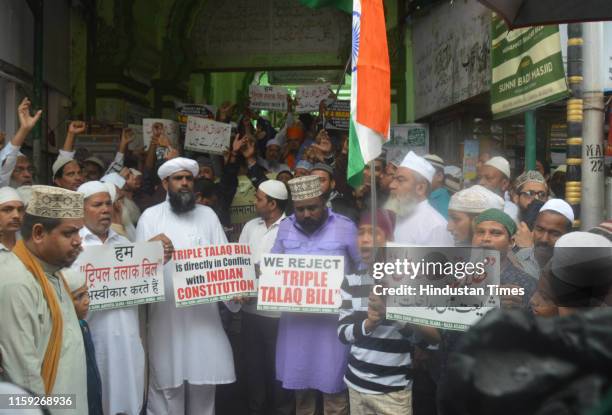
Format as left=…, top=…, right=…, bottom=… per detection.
left=388, top=151, right=453, bottom=246
left=136, top=157, right=237, bottom=414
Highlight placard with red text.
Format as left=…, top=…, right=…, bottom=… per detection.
left=257, top=253, right=344, bottom=313
left=172, top=243, right=257, bottom=307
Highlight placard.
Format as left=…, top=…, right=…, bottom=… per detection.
left=249, top=85, right=289, bottom=111
left=76, top=241, right=165, bottom=311
left=295, top=84, right=331, bottom=113
left=462, top=139, right=479, bottom=182
left=323, top=100, right=350, bottom=130
left=126, top=124, right=144, bottom=151
left=142, top=119, right=179, bottom=149
left=172, top=243, right=257, bottom=307
left=184, top=116, right=232, bottom=155
left=257, top=253, right=344, bottom=313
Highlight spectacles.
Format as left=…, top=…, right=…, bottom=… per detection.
left=519, top=190, right=547, bottom=199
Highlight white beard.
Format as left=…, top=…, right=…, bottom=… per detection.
left=384, top=195, right=417, bottom=218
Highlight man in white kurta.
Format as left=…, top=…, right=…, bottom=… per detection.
left=136, top=157, right=236, bottom=415
left=389, top=151, right=453, bottom=245
left=72, top=181, right=145, bottom=415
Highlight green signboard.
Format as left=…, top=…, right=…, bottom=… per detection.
left=491, top=13, right=569, bottom=119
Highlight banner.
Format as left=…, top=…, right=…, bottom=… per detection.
left=77, top=242, right=165, bottom=311
left=384, top=246, right=500, bottom=331
left=142, top=119, right=179, bottom=149
left=257, top=254, right=344, bottom=313
left=172, top=243, right=257, bottom=307
left=323, top=100, right=350, bottom=130
left=491, top=13, right=569, bottom=119
left=249, top=85, right=289, bottom=111
left=184, top=116, right=232, bottom=155
left=295, top=84, right=331, bottom=113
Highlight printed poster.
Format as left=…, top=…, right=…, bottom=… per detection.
left=257, top=253, right=344, bottom=313
left=172, top=243, right=257, bottom=307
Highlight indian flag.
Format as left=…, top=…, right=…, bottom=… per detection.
left=347, top=0, right=390, bottom=187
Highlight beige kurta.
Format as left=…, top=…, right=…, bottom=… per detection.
left=0, top=251, right=88, bottom=414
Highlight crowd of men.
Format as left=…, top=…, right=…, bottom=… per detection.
left=0, top=96, right=611, bottom=415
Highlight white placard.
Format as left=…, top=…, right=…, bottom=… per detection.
left=257, top=253, right=344, bottom=314
left=295, top=84, right=331, bottom=113
left=75, top=241, right=165, bottom=310
left=184, top=116, right=232, bottom=155
left=249, top=85, right=289, bottom=111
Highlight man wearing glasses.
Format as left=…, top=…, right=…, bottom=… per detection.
left=511, top=170, right=549, bottom=219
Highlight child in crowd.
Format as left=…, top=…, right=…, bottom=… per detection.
left=63, top=270, right=103, bottom=415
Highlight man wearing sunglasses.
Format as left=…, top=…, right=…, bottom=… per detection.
left=512, top=170, right=549, bottom=218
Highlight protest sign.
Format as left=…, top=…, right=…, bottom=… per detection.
left=126, top=124, right=144, bottom=151
left=76, top=241, right=165, bottom=311
left=172, top=243, right=257, bottom=307
left=257, top=254, right=344, bottom=313
left=142, top=118, right=179, bottom=149
left=384, top=246, right=500, bottom=331
left=184, top=116, right=232, bottom=155
left=462, top=139, right=479, bottom=182
left=249, top=85, right=289, bottom=111
left=295, top=84, right=331, bottom=113
left=177, top=103, right=217, bottom=136
left=323, top=100, right=350, bottom=130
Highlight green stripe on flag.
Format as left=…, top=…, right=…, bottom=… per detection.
left=298, top=0, right=352, bottom=13
left=347, top=117, right=365, bottom=188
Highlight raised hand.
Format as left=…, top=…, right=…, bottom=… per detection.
left=68, top=120, right=87, bottom=135
left=241, top=137, right=257, bottom=161
left=17, top=97, right=43, bottom=131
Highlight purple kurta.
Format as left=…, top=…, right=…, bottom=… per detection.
left=271, top=210, right=360, bottom=394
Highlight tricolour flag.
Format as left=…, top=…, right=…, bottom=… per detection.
left=347, top=0, right=390, bottom=187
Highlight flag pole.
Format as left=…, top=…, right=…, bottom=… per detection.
left=370, top=159, right=378, bottom=260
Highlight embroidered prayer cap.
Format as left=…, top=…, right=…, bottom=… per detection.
left=444, top=165, right=463, bottom=192
left=62, top=268, right=86, bottom=292
left=399, top=151, right=435, bottom=184
left=27, top=185, right=84, bottom=219
left=515, top=170, right=546, bottom=190
left=101, top=172, right=126, bottom=191
left=288, top=175, right=322, bottom=201
left=84, top=156, right=106, bottom=170
left=52, top=156, right=76, bottom=177
left=539, top=199, right=574, bottom=223
left=424, top=154, right=445, bottom=171
left=78, top=181, right=110, bottom=199
left=158, top=157, right=199, bottom=180
left=311, top=163, right=334, bottom=177
left=474, top=208, right=517, bottom=236
left=449, top=185, right=504, bottom=214
left=259, top=179, right=288, bottom=200
left=484, top=156, right=511, bottom=179
left=0, top=186, right=23, bottom=205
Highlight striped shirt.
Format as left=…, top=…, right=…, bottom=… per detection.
left=338, top=272, right=414, bottom=394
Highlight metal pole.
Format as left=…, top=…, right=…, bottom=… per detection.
left=30, top=0, right=43, bottom=182
left=370, top=159, right=378, bottom=260
left=606, top=177, right=612, bottom=220
left=524, top=110, right=536, bottom=170
left=580, top=22, right=605, bottom=230
left=565, top=24, right=583, bottom=228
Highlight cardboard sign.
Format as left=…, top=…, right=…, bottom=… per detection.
left=257, top=254, right=344, bottom=313
left=249, top=85, right=289, bottom=111
left=172, top=243, right=257, bottom=307
left=142, top=119, right=179, bottom=149
left=76, top=241, right=165, bottom=311
left=323, top=100, right=350, bottom=130
left=184, top=116, right=232, bottom=155
left=295, top=84, right=331, bottom=113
